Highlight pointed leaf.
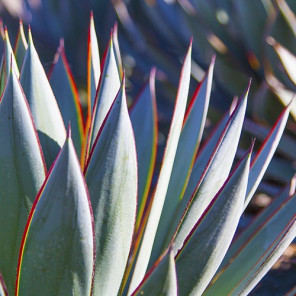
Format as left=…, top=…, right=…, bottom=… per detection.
left=16, top=134, right=94, bottom=296
left=20, top=30, right=66, bottom=168
left=0, top=29, right=19, bottom=95
left=49, top=40, right=84, bottom=160
left=113, top=22, right=123, bottom=77
left=87, top=33, right=121, bottom=152
left=0, top=274, right=8, bottom=296
left=150, top=57, right=214, bottom=265
left=204, top=193, right=296, bottom=296
left=130, top=68, right=157, bottom=229
left=173, top=86, right=249, bottom=253
left=0, top=69, right=46, bottom=294
left=176, top=148, right=251, bottom=296
left=132, top=249, right=178, bottom=296
left=84, top=79, right=137, bottom=296
left=14, top=20, right=28, bottom=69
left=86, top=12, right=100, bottom=129
left=129, top=42, right=192, bottom=293
left=244, top=103, right=291, bottom=207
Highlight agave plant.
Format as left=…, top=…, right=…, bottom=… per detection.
left=0, top=15, right=295, bottom=296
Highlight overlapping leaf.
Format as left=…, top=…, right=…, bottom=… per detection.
left=84, top=79, right=137, bottom=296
left=0, top=274, right=8, bottom=296
left=175, top=147, right=251, bottom=296
left=130, top=68, right=157, bottom=228
left=20, top=30, right=66, bottom=167
left=49, top=40, right=84, bottom=159
left=128, top=42, right=192, bottom=293
left=14, top=20, right=28, bottom=69
left=132, top=248, right=177, bottom=296
left=0, top=69, right=46, bottom=294
left=149, top=57, right=214, bottom=266
left=16, top=133, right=94, bottom=296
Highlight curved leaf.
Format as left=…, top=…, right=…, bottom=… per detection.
left=132, top=248, right=178, bottom=296
left=49, top=40, right=84, bottom=160
left=20, top=30, right=66, bottom=168
left=176, top=146, right=252, bottom=296
left=150, top=57, right=214, bottom=265
left=84, top=78, right=137, bottom=296
left=16, top=133, right=94, bottom=296
left=128, top=41, right=192, bottom=293
left=0, top=69, right=46, bottom=294
left=14, top=20, right=28, bottom=70
left=130, top=68, right=157, bottom=229
left=0, top=274, right=8, bottom=296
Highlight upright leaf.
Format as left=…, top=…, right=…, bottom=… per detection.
left=176, top=147, right=252, bottom=296
left=16, top=133, right=94, bottom=296
left=86, top=12, right=100, bottom=132
left=132, top=249, right=178, bottom=296
left=130, top=68, right=157, bottom=229
left=49, top=40, right=84, bottom=160
left=0, top=274, right=8, bottom=296
left=0, top=69, right=46, bottom=294
left=113, top=22, right=123, bottom=77
left=87, top=32, right=121, bottom=153
left=20, top=29, right=66, bottom=168
left=0, top=29, right=19, bottom=95
left=84, top=78, right=137, bottom=296
left=128, top=42, right=192, bottom=293
left=14, top=20, right=28, bottom=69
left=150, top=57, right=214, bottom=265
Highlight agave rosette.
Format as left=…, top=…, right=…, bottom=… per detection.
left=0, top=17, right=295, bottom=296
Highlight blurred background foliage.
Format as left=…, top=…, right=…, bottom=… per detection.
left=0, top=0, right=295, bottom=294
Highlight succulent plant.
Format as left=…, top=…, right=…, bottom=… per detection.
left=0, top=15, right=295, bottom=296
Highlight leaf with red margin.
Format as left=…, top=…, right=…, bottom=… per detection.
left=149, top=56, right=215, bottom=266
left=128, top=41, right=192, bottom=294
left=20, top=29, right=66, bottom=168
left=176, top=145, right=252, bottom=296
left=16, top=131, right=94, bottom=296
left=0, top=28, right=19, bottom=95
left=49, top=40, right=84, bottom=161
left=0, top=273, right=9, bottom=296
left=204, top=192, right=296, bottom=296
left=130, top=68, right=157, bottom=230
left=84, top=78, right=137, bottom=296
left=0, top=69, right=46, bottom=295
left=244, top=103, right=291, bottom=208
left=132, top=248, right=177, bottom=296
left=14, top=20, right=27, bottom=70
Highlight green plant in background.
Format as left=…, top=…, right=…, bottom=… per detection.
left=0, top=15, right=295, bottom=296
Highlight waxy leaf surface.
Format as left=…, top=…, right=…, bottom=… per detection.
left=16, top=135, right=94, bottom=296
left=20, top=31, right=66, bottom=167
left=0, top=69, right=46, bottom=294
left=14, top=21, right=28, bottom=69
left=85, top=80, right=137, bottom=296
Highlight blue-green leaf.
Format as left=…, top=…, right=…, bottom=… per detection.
left=84, top=78, right=137, bottom=296
left=16, top=132, right=94, bottom=296
left=14, top=20, right=28, bottom=70
left=20, top=30, right=66, bottom=168
left=0, top=69, right=46, bottom=294
left=0, top=273, right=8, bottom=296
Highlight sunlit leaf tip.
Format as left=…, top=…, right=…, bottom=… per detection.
left=0, top=274, right=8, bottom=296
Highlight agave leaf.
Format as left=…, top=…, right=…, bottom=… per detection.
left=176, top=145, right=251, bottom=296
left=20, top=29, right=66, bottom=168
left=16, top=132, right=94, bottom=296
left=204, top=193, right=296, bottom=296
left=84, top=78, right=137, bottom=296
left=0, top=69, right=46, bottom=294
left=276, top=0, right=296, bottom=37
left=14, top=20, right=28, bottom=69
left=87, top=32, right=121, bottom=153
left=128, top=41, right=192, bottom=293
left=130, top=68, right=157, bottom=229
left=268, top=37, right=296, bottom=85
left=220, top=175, right=295, bottom=270
left=132, top=248, right=178, bottom=296
left=0, top=29, right=19, bottom=95
left=244, top=103, right=291, bottom=207
left=49, top=40, right=84, bottom=160
left=0, top=274, right=8, bottom=296
left=286, top=285, right=296, bottom=296
left=113, top=22, right=123, bottom=78
left=87, top=12, right=100, bottom=126
left=149, top=57, right=214, bottom=266
left=173, top=85, right=249, bottom=253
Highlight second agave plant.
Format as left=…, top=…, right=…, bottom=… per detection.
left=0, top=15, right=295, bottom=296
